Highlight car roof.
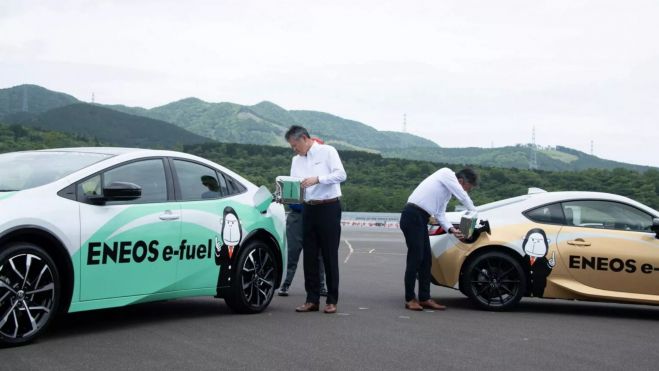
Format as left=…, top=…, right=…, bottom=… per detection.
left=36, top=147, right=162, bottom=156
left=480, top=190, right=658, bottom=216
left=527, top=191, right=637, bottom=203
left=30, top=147, right=257, bottom=191
left=34, top=147, right=207, bottom=161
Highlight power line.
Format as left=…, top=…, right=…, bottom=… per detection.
left=529, top=126, right=538, bottom=170
left=403, top=113, right=407, bottom=133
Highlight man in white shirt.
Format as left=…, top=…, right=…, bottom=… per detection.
left=278, top=137, right=328, bottom=298
left=400, top=168, right=478, bottom=311
left=285, top=125, right=347, bottom=314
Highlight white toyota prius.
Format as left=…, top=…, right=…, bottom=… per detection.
left=0, top=148, right=286, bottom=346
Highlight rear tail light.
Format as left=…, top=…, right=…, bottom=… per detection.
left=428, top=225, right=446, bottom=236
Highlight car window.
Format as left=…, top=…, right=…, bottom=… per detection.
left=174, top=160, right=224, bottom=200
left=223, top=173, right=247, bottom=195
left=216, top=172, right=230, bottom=196
left=524, top=203, right=565, bottom=225
left=561, top=200, right=653, bottom=232
left=103, top=159, right=168, bottom=203
left=80, top=175, right=102, bottom=197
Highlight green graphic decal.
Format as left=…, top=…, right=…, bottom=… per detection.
left=0, top=192, right=17, bottom=201
left=69, top=199, right=284, bottom=312
left=77, top=203, right=181, bottom=301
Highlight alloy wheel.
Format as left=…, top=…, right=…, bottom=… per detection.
left=465, top=252, right=525, bottom=310
left=0, top=252, right=56, bottom=342
left=239, top=246, right=275, bottom=309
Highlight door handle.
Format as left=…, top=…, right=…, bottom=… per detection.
left=159, top=210, right=180, bottom=221
left=567, top=238, right=591, bottom=247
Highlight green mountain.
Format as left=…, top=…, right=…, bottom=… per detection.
left=384, top=145, right=653, bottom=172
left=0, top=84, right=78, bottom=117
left=287, top=110, right=438, bottom=150
left=3, top=103, right=213, bottom=148
left=0, top=84, right=654, bottom=172
left=110, top=98, right=436, bottom=150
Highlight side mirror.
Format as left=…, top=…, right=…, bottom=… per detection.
left=88, top=182, right=142, bottom=204
left=652, top=218, right=659, bottom=238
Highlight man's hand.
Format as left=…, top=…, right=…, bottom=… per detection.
left=301, top=176, right=319, bottom=188
left=450, top=227, right=465, bottom=240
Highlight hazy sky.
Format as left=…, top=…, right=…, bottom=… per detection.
left=2, top=0, right=658, bottom=167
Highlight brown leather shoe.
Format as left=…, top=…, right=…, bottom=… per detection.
left=323, top=304, right=337, bottom=314
left=419, top=299, right=446, bottom=310
left=405, top=299, right=423, bottom=311
left=295, top=302, right=319, bottom=312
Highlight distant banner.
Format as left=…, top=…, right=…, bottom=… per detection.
left=341, top=219, right=400, bottom=228
left=340, top=212, right=401, bottom=229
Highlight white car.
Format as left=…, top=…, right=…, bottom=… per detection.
left=429, top=189, right=659, bottom=310
left=0, top=148, right=286, bottom=346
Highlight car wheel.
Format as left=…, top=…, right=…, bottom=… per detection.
left=224, top=241, right=277, bottom=314
left=0, top=243, right=60, bottom=347
left=462, top=251, right=526, bottom=311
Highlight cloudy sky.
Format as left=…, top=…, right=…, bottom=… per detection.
left=1, top=0, right=658, bottom=166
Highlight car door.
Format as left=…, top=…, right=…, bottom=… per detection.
left=79, top=158, right=181, bottom=300
left=556, top=200, right=659, bottom=296
left=171, top=159, right=237, bottom=291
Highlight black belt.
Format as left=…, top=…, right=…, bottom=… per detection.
left=405, top=202, right=430, bottom=218
left=305, top=197, right=340, bottom=205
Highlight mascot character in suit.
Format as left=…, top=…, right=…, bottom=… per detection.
left=522, top=228, right=556, bottom=297
left=215, top=206, right=242, bottom=296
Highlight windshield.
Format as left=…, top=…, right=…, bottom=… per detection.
left=0, top=151, right=112, bottom=191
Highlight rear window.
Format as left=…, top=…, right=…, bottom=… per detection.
left=523, top=203, right=565, bottom=225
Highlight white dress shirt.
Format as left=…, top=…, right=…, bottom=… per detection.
left=407, top=168, right=476, bottom=232
left=290, top=142, right=347, bottom=201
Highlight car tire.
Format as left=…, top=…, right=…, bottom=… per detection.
left=461, top=251, right=526, bottom=311
left=224, top=241, right=277, bottom=314
left=0, top=243, right=60, bottom=347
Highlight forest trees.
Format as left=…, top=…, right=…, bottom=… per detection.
left=0, top=126, right=655, bottom=212
left=183, top=143, right=659, bottom=211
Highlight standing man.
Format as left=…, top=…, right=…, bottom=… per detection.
left=279, top=137, right=328, bottom=297
left=400, top=168, right=478, bottom=311
left=285, top=125, right=346, bottom=314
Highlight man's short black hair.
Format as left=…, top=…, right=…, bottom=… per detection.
left=285, top=125, right=310, bottom=141
left=456, top=168, right=478, bottom=186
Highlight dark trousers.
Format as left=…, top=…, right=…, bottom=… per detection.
left=302, top=200, right=341, bottom=305
left=283, top=210, right=325, bottom=289
left=400, top=203, right=432, bottom=302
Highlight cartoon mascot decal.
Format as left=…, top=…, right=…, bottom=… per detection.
left=215, top=206, right=243, bottom=296
left=522, top=228, right=556, bottom=297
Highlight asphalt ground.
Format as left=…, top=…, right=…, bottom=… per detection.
left=2, top=227, right=658, bottom=371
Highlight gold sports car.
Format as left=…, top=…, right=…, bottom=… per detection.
left=429, top=189, right=659, bottom=310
